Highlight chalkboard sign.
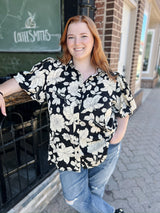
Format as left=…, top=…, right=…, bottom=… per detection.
left=0, top=0, right=61, bottom=52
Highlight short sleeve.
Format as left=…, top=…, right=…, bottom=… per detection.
left=113, top=74, right=137, bottom=118
left=14, top=57, right=55, bottom=103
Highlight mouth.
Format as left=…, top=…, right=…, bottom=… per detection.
left=74, top=48, right=84, bottom=52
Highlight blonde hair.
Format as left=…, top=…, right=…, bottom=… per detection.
left=60, top=15, right=116, bottom=80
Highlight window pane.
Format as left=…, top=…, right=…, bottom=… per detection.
left=143, top=32, right=153, bottom=71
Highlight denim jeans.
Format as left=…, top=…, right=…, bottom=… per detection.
left=59, top=142, right=121, bottom=213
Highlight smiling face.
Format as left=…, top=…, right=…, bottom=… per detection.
left=66, top=22, right=94, bottom=63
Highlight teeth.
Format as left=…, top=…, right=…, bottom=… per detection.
left=75, top=48, right=83, bottom=51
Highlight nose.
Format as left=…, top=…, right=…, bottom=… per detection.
left=75, top=37, right=81, bottom=45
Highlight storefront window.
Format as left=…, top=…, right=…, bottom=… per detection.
left=136, top=14, right=148, bottom=80
left=143, top=30, right=154, bottom=72
left=156, top=42, right=160, bottom=75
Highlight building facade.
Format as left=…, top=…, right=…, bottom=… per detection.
left=140, top=0, right=160, bottom=88
left=94, top=0, right=160, bottom=106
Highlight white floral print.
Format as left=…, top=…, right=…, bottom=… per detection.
left=14, top=57, right=137, bottom=172
left=83, top=95, right=103, bottom=112
left=67, top=81, right=81, bottom=97
left=50, top=114, right=65, bottom=132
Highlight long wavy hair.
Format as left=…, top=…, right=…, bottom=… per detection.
left=59, top=15, right=116, bottom=80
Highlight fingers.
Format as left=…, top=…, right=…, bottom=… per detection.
left=0, top=97, right=7, bottom=116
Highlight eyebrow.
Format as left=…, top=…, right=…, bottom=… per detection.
left=67, top=33, right=88, bottom=36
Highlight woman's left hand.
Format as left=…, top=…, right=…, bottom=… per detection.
left=110, top=115, right=129, bottom=144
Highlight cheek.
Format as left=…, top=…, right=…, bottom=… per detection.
left=85, top=36, right=94, bottom=49
left=86, top=39, right=94, bottom=51
left=66, top=40, right=70, bottom=48
left=67, top=40, right=73, bottom=52
left=67, top=38, right=74, bottom=46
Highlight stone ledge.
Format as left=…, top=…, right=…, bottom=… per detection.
left=141, top=75, right=159, bottom=88
left=8, top=170, right=61, bottom=213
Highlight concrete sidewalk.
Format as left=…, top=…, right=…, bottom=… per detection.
left=42, top=87, right=160, bottom=213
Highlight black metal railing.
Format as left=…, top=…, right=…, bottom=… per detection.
left=0, top=101, right=56, bottom=213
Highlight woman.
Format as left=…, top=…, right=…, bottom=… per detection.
left=0, top=16, right=136, bottom=213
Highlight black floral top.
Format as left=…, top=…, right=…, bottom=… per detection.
left=14, top=57, right=136, bottom=172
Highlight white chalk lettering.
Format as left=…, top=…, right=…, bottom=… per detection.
left=29, top=30, right=35, bottom=42
left=13, top=29, right=53, bottom=43
left=45, top=30, right=51, bottom=41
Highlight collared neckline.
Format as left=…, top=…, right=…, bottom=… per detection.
left=66, top=60, right=104, bottom=76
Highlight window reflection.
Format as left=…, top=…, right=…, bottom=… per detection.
left=143, top=31, right=153, bottom=72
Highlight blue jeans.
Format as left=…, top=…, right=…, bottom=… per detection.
left=59, top=143, right=121, bottom=213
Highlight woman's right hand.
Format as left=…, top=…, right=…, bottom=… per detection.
left=0, top=78, right=23, bottom=117
left=0, top=94, right=7, bottom=116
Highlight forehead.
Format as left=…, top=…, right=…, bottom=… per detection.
left=67, top=22, right=92, bottom=35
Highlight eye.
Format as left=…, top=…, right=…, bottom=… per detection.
left=67, top=36, right=74, bottom=40
left=82, top=35, right=87, bottom=38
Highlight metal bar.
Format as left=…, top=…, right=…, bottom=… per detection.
left=20, top=124, right=30, bottom=186
left=0, top=155, right=7, bottom=204
left=0, top=119, right=13, bottom=199
left=0, top=102, right=55, bottom=211
left=0, top=124, right=49, bottom=151
left=31, top=116, right=39, bottom=176
left=11, top=123, right=22, bottom=192
left=3, top=160, right=35, bottom=178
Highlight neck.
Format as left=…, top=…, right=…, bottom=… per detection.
left=73, top=58, right=97, bottom=82
left=73, top=58, right=95, bottom=74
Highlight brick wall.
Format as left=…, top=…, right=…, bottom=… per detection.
left=94, top=0, right=106, bottom=43
left=95, top=0, right=145, bottom=96
left=95, top=0, right=124, bottom=72
left=129, top=0, right=145, bottom=93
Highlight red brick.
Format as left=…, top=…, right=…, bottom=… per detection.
left=106, top=0, right=114, bottom=2
left=105, top=23, right=113, bottom=28
left=106, top=9, right=114, bottom=16
left=105, top=35, right=112, bottom=41
left=95, top=2, right=105, bottom=8
left=106, top=16, right=114, bottom=22
left=105, top=29, right=112, bottom=34
left=95, top=15, right=104, bottom=22
left=107, top=3, right=114, bottom=9
left=96, top=8, right=105, bottom=15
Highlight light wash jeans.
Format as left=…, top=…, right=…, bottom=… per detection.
left=59, top=142, right=121, bottom=213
